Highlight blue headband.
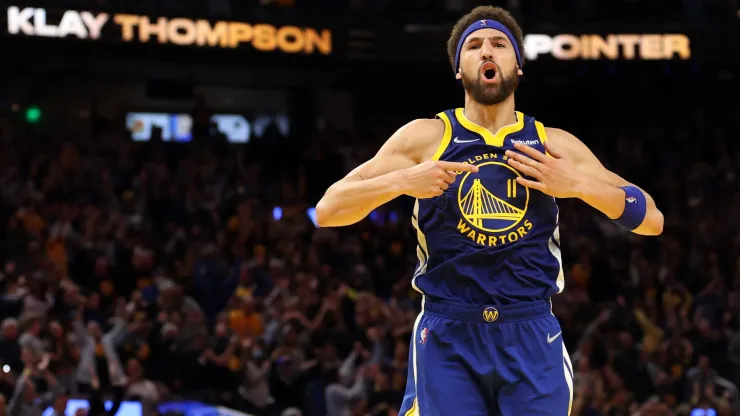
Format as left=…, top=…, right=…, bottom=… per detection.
left=454, top=19, right=522, bottom=74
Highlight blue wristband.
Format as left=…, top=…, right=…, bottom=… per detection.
left=613, top=185, right=647, bottom=231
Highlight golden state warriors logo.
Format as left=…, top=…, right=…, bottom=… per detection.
left=456, top=153, right=534, bottom=247
left=483, top=307, right=499, bottom=322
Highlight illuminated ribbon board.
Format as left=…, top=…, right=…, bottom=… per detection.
left=5, top=6, right=333, bottom=55
left=524, top=34, right=691, bottom=61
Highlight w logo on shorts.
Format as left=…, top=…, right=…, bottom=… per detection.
left=419, top=327, right=428, bottom=345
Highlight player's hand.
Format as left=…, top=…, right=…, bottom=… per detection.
left=399, top=161, right=478, bottom=199
left=505, top=142, right=585, bottom=199
left=37, top=354, right=50, bottom=372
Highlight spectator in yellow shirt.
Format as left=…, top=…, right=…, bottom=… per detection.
left=228, top=296, right=264, bottom=338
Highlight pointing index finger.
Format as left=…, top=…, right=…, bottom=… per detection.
left=437, top=161, right=479, bottom=173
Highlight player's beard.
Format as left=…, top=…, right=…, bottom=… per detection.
left=461, top=66, right=519, bottom=106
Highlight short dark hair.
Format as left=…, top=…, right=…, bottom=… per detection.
left=446, top=6, right=526, bottom=73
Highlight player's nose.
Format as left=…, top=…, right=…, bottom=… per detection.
left=480, top=41, right=494, bottom=60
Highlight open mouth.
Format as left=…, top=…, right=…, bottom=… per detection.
left=480, top=62, right=498, bottom=84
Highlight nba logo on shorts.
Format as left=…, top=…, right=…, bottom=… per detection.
left=419, top=328, right=428, bottom=345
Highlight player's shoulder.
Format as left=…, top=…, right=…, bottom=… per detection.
left=543, top=126, right=575, bottom=141
left=397, top=118, right=446, bottom=141
left=542, top=126, right=598, bottom=164
left=543, top=126, right=586, bottom=150
left=386, top=118, right=447, bottom=162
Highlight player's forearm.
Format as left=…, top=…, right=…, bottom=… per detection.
left=576, top=176, right=664, bottom=236
left=316, top=171, right=406, bottom=227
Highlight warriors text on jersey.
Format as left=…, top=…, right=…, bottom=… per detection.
left=411, top=108, right=564, bottom=305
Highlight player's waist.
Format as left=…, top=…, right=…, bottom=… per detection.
left=423, top=298, right=551, bottom=323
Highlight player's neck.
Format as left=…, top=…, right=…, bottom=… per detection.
left=462, top=95, right=517, bottom=133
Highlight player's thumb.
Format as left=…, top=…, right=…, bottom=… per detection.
left=544, top=141, right=564, bottom=159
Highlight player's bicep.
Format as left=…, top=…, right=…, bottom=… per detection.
left=341, top=118, right=441, bottom=182
left=345, top=151, right=417, bottom=182
left=548, top=127, right=653, bottom=200
left=546, top=128, right=625, bottom=187
left=574, top=156, right=628, bottom=189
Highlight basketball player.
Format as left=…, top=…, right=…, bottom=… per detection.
left=316, top=6, right=663, bottom=415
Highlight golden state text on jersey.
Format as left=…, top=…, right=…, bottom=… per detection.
left=411, top=109, right=565, bottom=305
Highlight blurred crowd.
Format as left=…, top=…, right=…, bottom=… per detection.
left=0, top=92, right=739, bottom=416
left=0, top=108, right=419, bottom=416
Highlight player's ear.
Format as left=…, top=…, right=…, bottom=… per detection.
left=455, top=70, right=462, bottom=80
left=517, top=67, right=524, bottom=76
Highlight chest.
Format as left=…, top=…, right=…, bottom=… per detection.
left=446, top=127, right=545, bottom=159
left=442, top=132, right=546, bottom=188
left=434, top=138, right=552, bottom=233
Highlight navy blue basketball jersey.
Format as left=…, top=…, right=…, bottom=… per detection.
left=411, top=108, right=564, bottom=305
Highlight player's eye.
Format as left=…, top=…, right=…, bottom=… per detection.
left=469, top=44, right=480, bottom=50
left=494, top=43, right=506, bottom=48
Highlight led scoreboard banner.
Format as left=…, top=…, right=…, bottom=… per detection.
left=523, top=33, right=691, bottom=61
left=3, top=6, right=333, bottom=55
left=3, top=5, right=739, bottom=64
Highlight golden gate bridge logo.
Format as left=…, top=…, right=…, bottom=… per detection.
left=457, top=161, right=529, bottom=233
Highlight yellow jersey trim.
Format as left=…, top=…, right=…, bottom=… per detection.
left=431, top=112, right=453, bottom=161
left=404, top=398, right=418, bottom=416
left=454, top=108, right=525, bottom=147
left=534, top=120, right=550, bottom=157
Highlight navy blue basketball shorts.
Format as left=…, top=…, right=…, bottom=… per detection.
left=399, top=298, right=573, bottom=416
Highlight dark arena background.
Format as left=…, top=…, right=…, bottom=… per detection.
left=0, top=1, right=739, bottom=415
